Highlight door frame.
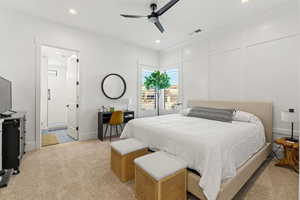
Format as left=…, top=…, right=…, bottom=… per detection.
left=35, top=42, right=80, bottom=149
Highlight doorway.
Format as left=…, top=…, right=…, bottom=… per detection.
left=40, top=45, right=79, bottom=147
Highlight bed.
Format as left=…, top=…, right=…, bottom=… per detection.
left=120, top=100, right=273, bottom=200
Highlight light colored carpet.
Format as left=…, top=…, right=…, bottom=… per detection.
left=0, top=140, right=298, bottom=200
left=41, top=134, right=59, bottom=147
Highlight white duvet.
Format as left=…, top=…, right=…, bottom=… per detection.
left=120, top=114, right=265, bottom=200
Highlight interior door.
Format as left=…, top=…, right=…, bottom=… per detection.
left=47, top=67, right=68, bottom=128
left=66, top=55, right=79, bottom=140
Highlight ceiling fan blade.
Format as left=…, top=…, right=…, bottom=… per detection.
left=154, top=20, right=165, bottom=33
left=156, top=0, right=180, bottom=16
left=120, top=14, right=146, bottom=18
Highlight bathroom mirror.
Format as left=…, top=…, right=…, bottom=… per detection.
left=101, top=73, right=127, bottom=100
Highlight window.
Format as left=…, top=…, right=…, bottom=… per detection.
left=164, top=68, right=179, bottom=110
left=140, top=69, right=156, bottom=111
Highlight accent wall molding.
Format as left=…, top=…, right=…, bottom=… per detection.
left=246, top=33, right=300, bottom=48
left=159, top=9, right=300, bottom=141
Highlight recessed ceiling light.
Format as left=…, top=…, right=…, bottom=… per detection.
left=155, top=40, right=161, bottom=44
left=68, top=8, right=78, bottom=15
left=241, top=0, right=249, bottom=4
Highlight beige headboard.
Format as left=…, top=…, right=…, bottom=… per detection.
left=187, top=100, right=273, bottom=143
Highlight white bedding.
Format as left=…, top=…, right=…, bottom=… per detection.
left=120, top=114, right=265, bottom=200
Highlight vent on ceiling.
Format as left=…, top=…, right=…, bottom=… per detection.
left=189, top=28, right=203, bottom=36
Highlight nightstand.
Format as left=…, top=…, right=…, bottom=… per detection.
left=275, top=137, right=299, bottom=173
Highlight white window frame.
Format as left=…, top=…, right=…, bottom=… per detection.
left=137, top=64, right=159, bottom=118
left=160, top=65, right=182, bottom=114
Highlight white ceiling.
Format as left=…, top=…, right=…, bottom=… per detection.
left=0, top=0, right=293, bottom=50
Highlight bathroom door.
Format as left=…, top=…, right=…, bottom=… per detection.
left=66, top=55, right=79, bottom=140
left=47, top=67, right=68, bottom=129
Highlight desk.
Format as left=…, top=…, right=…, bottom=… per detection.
left=98, top=111, right=134, bottom=141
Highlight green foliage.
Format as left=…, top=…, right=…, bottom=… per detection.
left=144, top=70, right=171, bottom=91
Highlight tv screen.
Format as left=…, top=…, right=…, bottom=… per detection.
left=0, top=76, right=12, bottom=114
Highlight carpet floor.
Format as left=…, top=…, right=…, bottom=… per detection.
left=0, top=140, right=298, bottom=200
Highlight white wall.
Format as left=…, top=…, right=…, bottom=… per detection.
left=0, top=8, right=159, bottom=151
left=160, top=2, right=300, bottom=138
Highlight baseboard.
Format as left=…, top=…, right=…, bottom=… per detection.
left=26, top=128, right=298, bottom=152
left=79, top=131, right=97, bottom=141
left=47, top=125, right=68, bottom=132
left=273, top=128, right=299, bottom=139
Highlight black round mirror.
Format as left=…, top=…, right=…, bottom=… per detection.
left=101, top=73, right=127, bottom=100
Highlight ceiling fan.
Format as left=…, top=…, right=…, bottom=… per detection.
left=120, top=0, right=180, bottom=33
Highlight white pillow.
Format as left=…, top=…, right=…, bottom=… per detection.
left=233, top=110, right=262, bottom=125
left=234, top=111, right=266, bottom=144
left=180, top=108, right=191, bottom=116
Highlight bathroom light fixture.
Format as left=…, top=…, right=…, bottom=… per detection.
left=241, top=0, right=249, bottom=4
left=155, top=40, right=161, bottom=44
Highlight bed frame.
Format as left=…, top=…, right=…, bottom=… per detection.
left=187, top=100, right=273, bottom=200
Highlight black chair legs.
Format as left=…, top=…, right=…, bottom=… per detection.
left=115, top=126, right=118, bottom=137
left=104, top=125, right=108, bottom=138
left=117, top=124, right=123, bottom=136
left=105, top=124, right=124, bottom=141
left=110, top=125, right=112, bottom=141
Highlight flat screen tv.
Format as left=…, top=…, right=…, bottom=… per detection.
left=0, top=76, right=12, bottom=114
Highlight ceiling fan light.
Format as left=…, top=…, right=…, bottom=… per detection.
left=121, top=0, right=180, bottom=33
left=148, top=17, right=158, bottom=23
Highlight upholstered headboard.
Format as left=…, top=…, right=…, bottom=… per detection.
left=187, top=100, right=273, bottom=143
